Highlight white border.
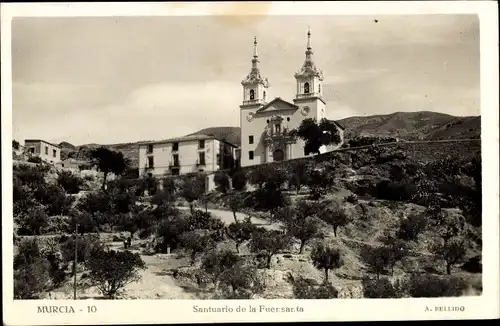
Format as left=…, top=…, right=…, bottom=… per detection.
left=2, top=2, right=499, bottom=325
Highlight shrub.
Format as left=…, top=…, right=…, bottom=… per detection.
left=360, top=245, right=392, bottom=280
left=226, top=217, right=257, bottom=253
left=85, top=248, right=146, bottom=298
left=320, top=206, right=350, bottom=237
left=28, top=156, right=43, bottom=164
left=307, top=169, right=334, bottom=200
left=179, top=177, right=205, bottom=214
left=214, top=171, right=231, bottom=193
left=286, top=216, right=323, bottom=254
left=461, top=256, right=482, bottom=273
left=249, top=229, right=293, bottom=269
left=231, top=169, right=247, bottom=191
left=291, top=276, right=338, bottom=299
left=77, top=191, right=112, bottom=215
left=178, top=230, right=216, bottom=265
left=310, top=241, right=343, bottom=282
left=345, top=194, right=358, bottom=204
left=151, top=189, right=175, bottom=207
left=362, top=276, right=401, bottom=298
left=33, top=183, right=74, bottom=216
left=13, top=238, right=50, bottom=299
left=218, top=262, right=264, bottom=299
left=57, top=171, right=83, bottom=194
left=201, top=249, right=241, bottom=287
left=431, top=236, right=468, bottom=275
left=404, top=273, right=468, bottom=297
left=186, top=210, right=225, bottom=232
left=156, top=214, right=189, bottom=253
left=16, top=206, right=49, bottom=236
left=396, top=213, right=427, bottom=241
left=60, top=235, right=100, bottom=264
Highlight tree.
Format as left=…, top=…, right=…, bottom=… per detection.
left=225, top=193, right=243, bottom=223
left=226, top=217, right=257, bottom=253
left=85, top=248, right=146, bottom=299
left=151, top=189, right=175, bottom=207
left=57, top=171, right=83, bottom=194
left=290, top=276, right=338, bottom=299
left=379, top=232, right=410, bottom=275
left=405, top=273, right=468, bottom=297
left=396, top=213, right=427, bottom=241
left=156, top=214, right=188, bottom=253
left=13, top=238, right=50, bottom=299
left=286, top=216, right=323, bottom=254
left=249, top=229, right=293, bottom=269
left=201, top=249, right=241, bottom=289
left=360, top=245, right=392, bottom=280
left=214, top=171, right=231, bottom=193
left=178, top=230, right=215, bottom=265
left=89, top=147, right=128, bottom=191
left=307, top=168, right=334, bottom=200
left=179, top=177, right=205, bottom=214
left=362, top=276, right=401, bottom=298
left=218, top=261, right=264, bottom=299
left=231, top=169, right=248, bottom=191
left=17, top=206, right=49, bottom=236
left=289, top=118, right=342, bottom=156
left=431, top=236, right=468, bottom=275
left=320, top=206, right=350, bottom=237
left=162, top=177, right=177, bottom=197
left=288, top=162, right=310, bottom=194
left=12, top=139, right=20, bottom=150
left=310, top=241, right=343, bottom=282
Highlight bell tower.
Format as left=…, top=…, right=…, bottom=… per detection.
left=240, top=37, right=269, bottom=108
left=293, top=28, right=326, bottom=121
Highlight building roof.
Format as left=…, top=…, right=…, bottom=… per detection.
left=141, top=134, right=233, bottom=146
left=24, top=139, right=61, bottom=148
left=256, top=97, right=299, bottom=113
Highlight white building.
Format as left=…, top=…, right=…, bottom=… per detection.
left=24, top=139, right=62, bottom=164
left=239, top=31, right=345, bottom=167
left=138, top=134, right=238, bottom=177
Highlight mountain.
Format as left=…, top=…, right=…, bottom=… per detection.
left=58, top=141, right=76, bottom=150
left=337, top=111, right=480, bottom=141
left=186, top=126, right=241, bottom=146
left=64, top=112, right=479, bottom=168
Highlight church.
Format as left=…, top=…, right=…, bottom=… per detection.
left=239, top=30, right=345, bottom=168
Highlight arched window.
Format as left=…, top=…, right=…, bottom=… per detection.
left=263, top=91, right=266, bottom=101
left=304, top=82, right=310, bottom=94
left=249, top=89, right=255, bottom=100
left=318, top=84, right=321, bottom=93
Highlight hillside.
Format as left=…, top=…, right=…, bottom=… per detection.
left=59, top=111, right=480, bottom=168
left=338, top=111, right=480, bottom=140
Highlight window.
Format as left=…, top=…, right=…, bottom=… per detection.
left=53, top=149, right=57, bottom=157
left=147, top=173, right=153, bottom=178
left=263, top=91, right=267, bottom=101
left=45, top=146, right=48, bottom=155
left=173, top=154, right=179, bottom=166
left=198, top=140, right=205, bottom=149
left=249, top=89, right=255, bottom=100
left=275, top=123, right=281, bottom=134
left=171, top=169, right=179, bottom=176
left=172, top=142, right=179, bottom=151
left=249, top=135, right=254, bottom=144
left=148, top=156, right=154, bottom=168
left=318, top=84, right=321, bottom=93
left=249, top=151, right=254, bottom=160
left=147, top=144, right=153, bottom=153
left=304, top=82, right=310, bottom=94
left=199, top=152, right=206, bottom=165
left=29, top=147, right=35, bottom=153
left=287, top=117, right=290, bottom=122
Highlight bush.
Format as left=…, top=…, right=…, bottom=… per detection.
left=77, top=191, right=112, bottom=215
left=28, top=156, right=43, bottom=164
left=178, top=230, right=216, bottom=265
left=291, top=276, right=338, bottom=299
left=201, top=249, right=241, bottom=286
left=85, top=248, right=146, bottom=298
left=362, top=276, right=401, bottom=298
left=231, top=169, right=247, bottom=191
left=214, top=171, right=231, bottom=193
left=60, top=235, right=100, bottom=264
left=57, top=171, right=83, bottom=194
left=16, top=206, right=49, bottom=236
left=405, top=273, right=468, bottom=297
left=218, top=262, right=264, bottom=299
left=249, top=229, right=293, bottom=269
left=226, top=217, right=257, bottom=253
left=310, top=241, right=343, bottom=282
left=345, top=194, right=358, bottom=204
left=13, top=238, right=50, bottom=299
left=360, top=245, right=392, bottom=280
left=33, top=183, right=74, bottom=216
left=397, top=213, right=427, bottom=241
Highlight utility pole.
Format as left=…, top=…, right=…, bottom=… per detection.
left=73, top=223, right=78, bottom=300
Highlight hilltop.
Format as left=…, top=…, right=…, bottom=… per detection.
left=59, top=111, right=480, bottom=168
left=338, top=111, right=480, bottom=141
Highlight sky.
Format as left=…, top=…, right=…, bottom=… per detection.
left=11, top=14, right=480, bottom=146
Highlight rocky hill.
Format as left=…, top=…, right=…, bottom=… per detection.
left=59, top=111, right=480, bottom=168
left=337, top=111, right=480, bottom=141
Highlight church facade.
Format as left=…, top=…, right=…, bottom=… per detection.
left=239, top=30, right=345, bottom=168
